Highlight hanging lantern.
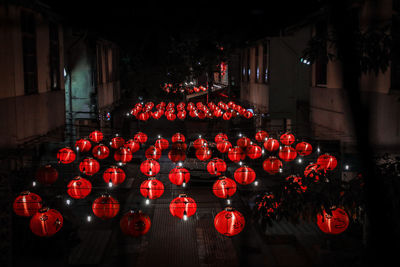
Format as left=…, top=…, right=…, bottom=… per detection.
left=92, top=144, right=110, bottom=159
left=214, top=207, right=245, bottom=236
left=166, top=111, right=176, bottom=121
left=134, top=132, right=148, bottom=144
left=207, top=158, right=227, bottom=175
left=263, top=138, right=280, bottom=152
left=152, top=110, right=162, bottom=120
left=295, top=141, right=313, bottom=156
left=79, top=158, right=100, bottom=176
left=215, top=133, right=228, bottom=143
left=172, top=133, right=186, bottom=143
left=138, top=112, right=150, bottom=121
left=140, top=177, right=164, bottom=199
left=124, top=139, right=140, bottom=153
left=89, top=130, right=104, bottom=143
left=193, top=138, right=208, bottom=150
left=177, top=110, right=187, bottom=120
left=30, top=207, right=63, bottom=237
left=168, top=148, right=186, bottom=162
left=237, top=137, right=251, bottom=148
left=36, top=165, right=58, bottom=185
left=92, top=195, right=120, bottom=219
left=195, top=147, right=212, bottom=161
left=110, top=136, right=125, bottom=149
left=169, top=194, right=197, bottom=219
left=169, top=167, right=190, bottom=186
left=216, top=140, right=232, bottom=153
left=140, top=159, right=161, bottom=176
left=67, top=176, right=92, bottom=199
left=222, top=111, right=232, bottom=120
left=13, top=191, right=42, bottom=217
left=304, top=163, right=325, bottom=182
left=317, top=154, right=338, bottom=171
left=120, top=210, right=151, bottom=237
left=234, top=166, right=256, bottom=185
left=255, top=130, right=268, bottom=142
left=280, top=132, right=295, bottom=145
left=155, top=138, right=169, bottom=150
left=228, top=146, right=245, bottom=163
left=317, top=208, right=349, bottom=234
left=171, top=141, right=187, bottom=151
left=103, top=166, right=126, bottom=185
left=57, top=147, right=76, bottom=164
left=263, top=157, right=283, bottom=174
left=243, top=110, right=253, bottom=119
left=212, top=177, right=237, bottom=198
left=145, top=146, right=162, bottom=160
left=75, top=138, right=92, bottom=153
left=214, top=108, right=223, bottom=118
left=246, top=144, right=262, bottom=159
left=278, top=146, right=298, bottom=162
left=114, top=147, right=133, bottom=163
left=285, top=175, right=307, bottom=193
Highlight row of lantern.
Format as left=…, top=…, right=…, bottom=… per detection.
left=162, top=83, right=208, bottom=94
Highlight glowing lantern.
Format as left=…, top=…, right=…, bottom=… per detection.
left=168, top=148, right=186, bottom=162
left=172, top=133, right=185, bottom=143
left=228, top=146, right=245, bottom=163
left=110, top=136, right=125, bottom=149
left=215, top=133, right=228, bottom=143
left=169, top=167, right=190, bottom=186
left=152, top=110, right=162, bottom=120
left=214, top=109, right=223, bottom=117
left=237, top=137, right=251, bottom=148
left=103, top=166, right=126, bottom=185
left=317, top=208, right=349, bottom=234
left=124, top=139, right=140, bottom=153
left=246, top=144, right=262, bottom=159
left=114, top=147, right=133, bottom=163
left=280, top=132, right=295, bottom=145
left=145, top=146, right=162, bottom=160
left=75, top=138, right=92, bottom=153
left=57, top=147, right=76, bottom=164
left=214, top=207, right=245, bottom=236
left=295, top=141, right=312, bottom=156
left=195, top=147, right=212, bottom=161
left=36, top=165, right=58, bottom=185
left=134, top=132, right=148, bottom=144
left=140, top=159, right=161, bottom=176
left=222, top=111, right=232, bottom=120
left=234, top=166, right=256, bottom=185
left=207, top=158, right=227, bottom=175
left=120, top=210, right=151, bottom=237
left=317, top=154, right=338, bottom=171
left=13, top=191, right=42, bottom=217
left=278, top=146, right=297, bottom=162
left=79, top=158, right=100, bottom=176
left=140, top=177, right=164, bottom=200
left=138, top=112, right=150, bottom=121
left=263, top=138, right=280, bottom=152
left=304, top=163, right=325, bottom=182
left=243, top=110, right=253, bottom=119
left=177, top=110, right=187, bottom=120
left=263, top=157, right=283, bottom=174
left=169, top=194, right=197, bottom=219
left=255, top=130, right=268, bottom=142
left=30, top=207, right=63, bottom=237
left=212, top=177, right=237, bottom=198
left=193, top=138, right=207, bottom=150
left=67, top=176, right=92, bottom=199
left=217, top=140, right=232, bottom=153
left=92, top=195, right=120, bottom=219
left=166, top=112, right=176, bottom=121
left=92, top=144, right=110, bottom=159
left=155, top=138, right=169, bottom=150
left=89, top=130, right=103, bottom=142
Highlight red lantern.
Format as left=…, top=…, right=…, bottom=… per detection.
left=304, top=163, right=325, bottom=181
left=30, top=207, right=63, bottom=237
left=228, top=146, right=245, bottom=163
left=172, top=133, right=186, bottom=143
left=214, top=207, right=245, bottom=236
left=166, top=112, right=176, bottom=121
left=110, top=136, right=125, bottom=149
left=263, top=157, right=283, bottom=174
left=120, top=210, right=151, bottom=237
left=36, top=165, right=58, bottom=185
left=103, top=166, right=126, bottom=185
left=177, top=110, right=187, bottom=120
left=234, top=166, right=256, bottom=185
left=215, top=133, right=228, bottom=143
left=207, top=158, right=227, bottom=175
left=213, top=108, right=223, bottom=117
left=169, top=167, right=190, bottom=186
left=295, top=141, right=313, bottom=156
left=278, top=146, right=297, bottom=162
left=67, top=176, right=92, bottom=199
left=255, top=130, right=268, bottom=142
left=124, top=139, right=140, bottom=153
left=79, top=158, right=100, bottom=176
left=114, top=147, right=133, bottom=163
left=152, top=110, right=162, bottom=120
left=92, top=195, right=120, bottom=219
left=145, top=146, right=162, bottom=160
left=317, top=208, right=349, bottom=234
left=246, top=144, right=262, bottom=159
left=92, top=144, right=110, bottom=159
left=216, top=140, right=232, bottom=153
left=89, top=130, right=103, bottom=143
left=195, top=147, right=212, bottom=161
left=134, top=132, right=148, bottom=144
left=168, top=149, right=186, bottom=162
left=237, top=137, right=251, bottom=148
left=138, top=112, right=150, bottom=121
left=169, top=194, right=197, bottom=219
left=75, top=138, right=92, bottom=153
left=212, top=177, right=237, bottom=198
left=243, top=110, right=253, bottom=119
left=140, top=159, right=161, bottom=176
left=171, top=141, right=187, bottom=151
left=193, top=138, right=207, bottom=150
left=57, top=147, right=76, bottom=164
left=140, top=177, right=164, bottom=199
left=280, top=132, right=295, bottom=145
left=13, top=191, right=42, bottom=217
left=155, top=138, right=169, bottom=150
left=263, top=138, right=280, bottom=152
left=222, top=112, right=232, bottom=120
left=317, top=154, right=338, bottom=171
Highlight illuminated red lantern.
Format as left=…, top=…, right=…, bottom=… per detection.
left=243, top=110, right=253, bottom=119
left=295, top=141, right=313, bottom=156
left=169, top=194, right=197, bottom=219
left=237, top=137, right=251, bottom=148
left=177, top=110, right=187, bottom=120
left=193, top=138, right=207, bottom=150
left=57, top=147, right=76, bottom=164
left=215, top=133, right=228, bottom=143
left=75, top=138, right=92, bottom=153
left=234, top=166, right=256, bottom=185
left=214, top=108, right=223, bottom=117
left=228, top=146, right=245, bottom=163
left=217, top=140, right=232, bottom=153
left=36, top=165, right=58, bottom=185
left=169, top=167, right=190, bottom=186
left=207, top=158, right=227, bottom=175
left=67, top=176, right=92, bottom=199
left=134, top=132, right=148, bottom=144
left=222, top=111, right=232, bottom=120
left=114, top=147, right=133, bottom=163
left=168, top=148, right=186, bottom=163
left=152, top=110, right=162, bottom=120
left=172, top=133, right=185, bottom=143
left=138, top=112, right=150, bottom=121
left=140, top=159, right=161, bottom=176
left=92, top=144, right=110, bottom=159
left=278, top=146, right=297, bottom=162
left=304, top=163, right=325, bottom=181
left=246, top=144, right=262, bottom=159
left=79, top=158, right=100, bottom=176
left=30, top=207, right=63, bottom=237
left=103, top=166, right=126, bottom=185
left=263, top=157, right=283, bottom=174
left=212, top=177, right=237, bottom=198
left=155, top=138, right=169, bottom=150
left=317, top=154, right=338, bottom=171
left=317, top=208, right=349, bottom=234
left=285, top=175, right=307, bottom=193
left=166, top=112, right=176, bottom=121
left=89, top=130, right=103, bottom=143
left=214, top=207, right=245, bottom=236
left=120, top=210, right=151, bottom=237
left=280, top=132, right=295, bottom=145
left=263, top=138, right=280, bottom=152
left=196, top=147, right=212, bottom=161
left=124, top=139, right=140, bottom=153
left=13, top=191, right=42, bottom=217
left=140, top=177, right=164, bottom=199
left=255, top=130, right=268, bottom=142
left=92, top=195, right=120, bottom=219
left=145, top=146, right=162, bottom=160
left=110, top=136, right=125, bottom=149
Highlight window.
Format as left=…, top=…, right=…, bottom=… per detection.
left=21, top=10, right=38, bottom=94
left=262, top=42, right=269, bottom=83
left=255, top=46, right=259, bottom=82
left=315, top=22, right=327, bottom=86
left=49, top=22, right=60, bottom=90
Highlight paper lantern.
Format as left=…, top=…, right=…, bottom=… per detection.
left=124, top=139, right=140, bottom=153
left=155, top=138, right=169, bottom=150
left=195, top=147, right=212, bottom=161
left=212, top=177, right=237, bottom=198
left=114, top=147, right=133, bottom=163
left=103, top=166, right=126, bottom=185
left=280, top=132, right=295, bottom=145
left=317, top=154, right=338, bottom=171
left=304, top=163, right=325, bottom=181
left=237, top=137, right=251, bottom=148
left=177, top=110, right=187, bottom=120
left=193, top=138, right=208, bottom=150
left=138, top=112, right=150, bottom=121
left=214, top=207, right=245, bottom=236
left=278, top=146, right=297, bottom=162
left=140, top=159, right=161, bottom=176
left=75, top=138, right=92, bottom=153
left=166, top=112, right=176, bottom=121
left=172, top=133, right=185, bottom=143
left=134, top=132, right=148, bottom=144
left=145, top=146, right=162, bottom=160
left=120, top=210, right=151, bottom=237
left=67, top=176, right=92, bottom=199
left=169, top=194, right=197, bottom=219
left=169, top=167, right=190, bottom=186
left=92, top=144, right=110, bottom=159
left=317, top=208, right=349, bottom=234
left=215, top=133, right=228, bottom=143
left=246, top=144, right=262, bottom=159
left=222, top=112, right=232, bottom=120
left=295, top=141, right=313, bottom=156
left=30, top=207, right=63, bottom=237
left=243, top=110, right=253, bottom=119
left=79, top=158, right=100, bottom=176
left=234, top=166, right=256, bottom=185
left=152, top=110, right=162, bottom=120
left=57, top=147, right=76, bottom=164
left=140, top=177, right=164, bottom=200
left=216, top=140, right=232, bottom=153
left=263, top=138, right=280, bottom=152
left=110, top=136, right=125, bottom=149
left=89, top=130, right=103, bottom=143
left=92, top=195, right=120, bottom=219
left=168, top=148, right=186, bottom=162
left=171, top=141, right=187, bottom=151
left=263, top=157, right=283, bottom=174
left=207, top=158, right=227, bottom=175
left=255, top=130, right=268, bottom=142
left=13, top=191, right=42, bottom=217
left=228, top=146, right=245, bottom=163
